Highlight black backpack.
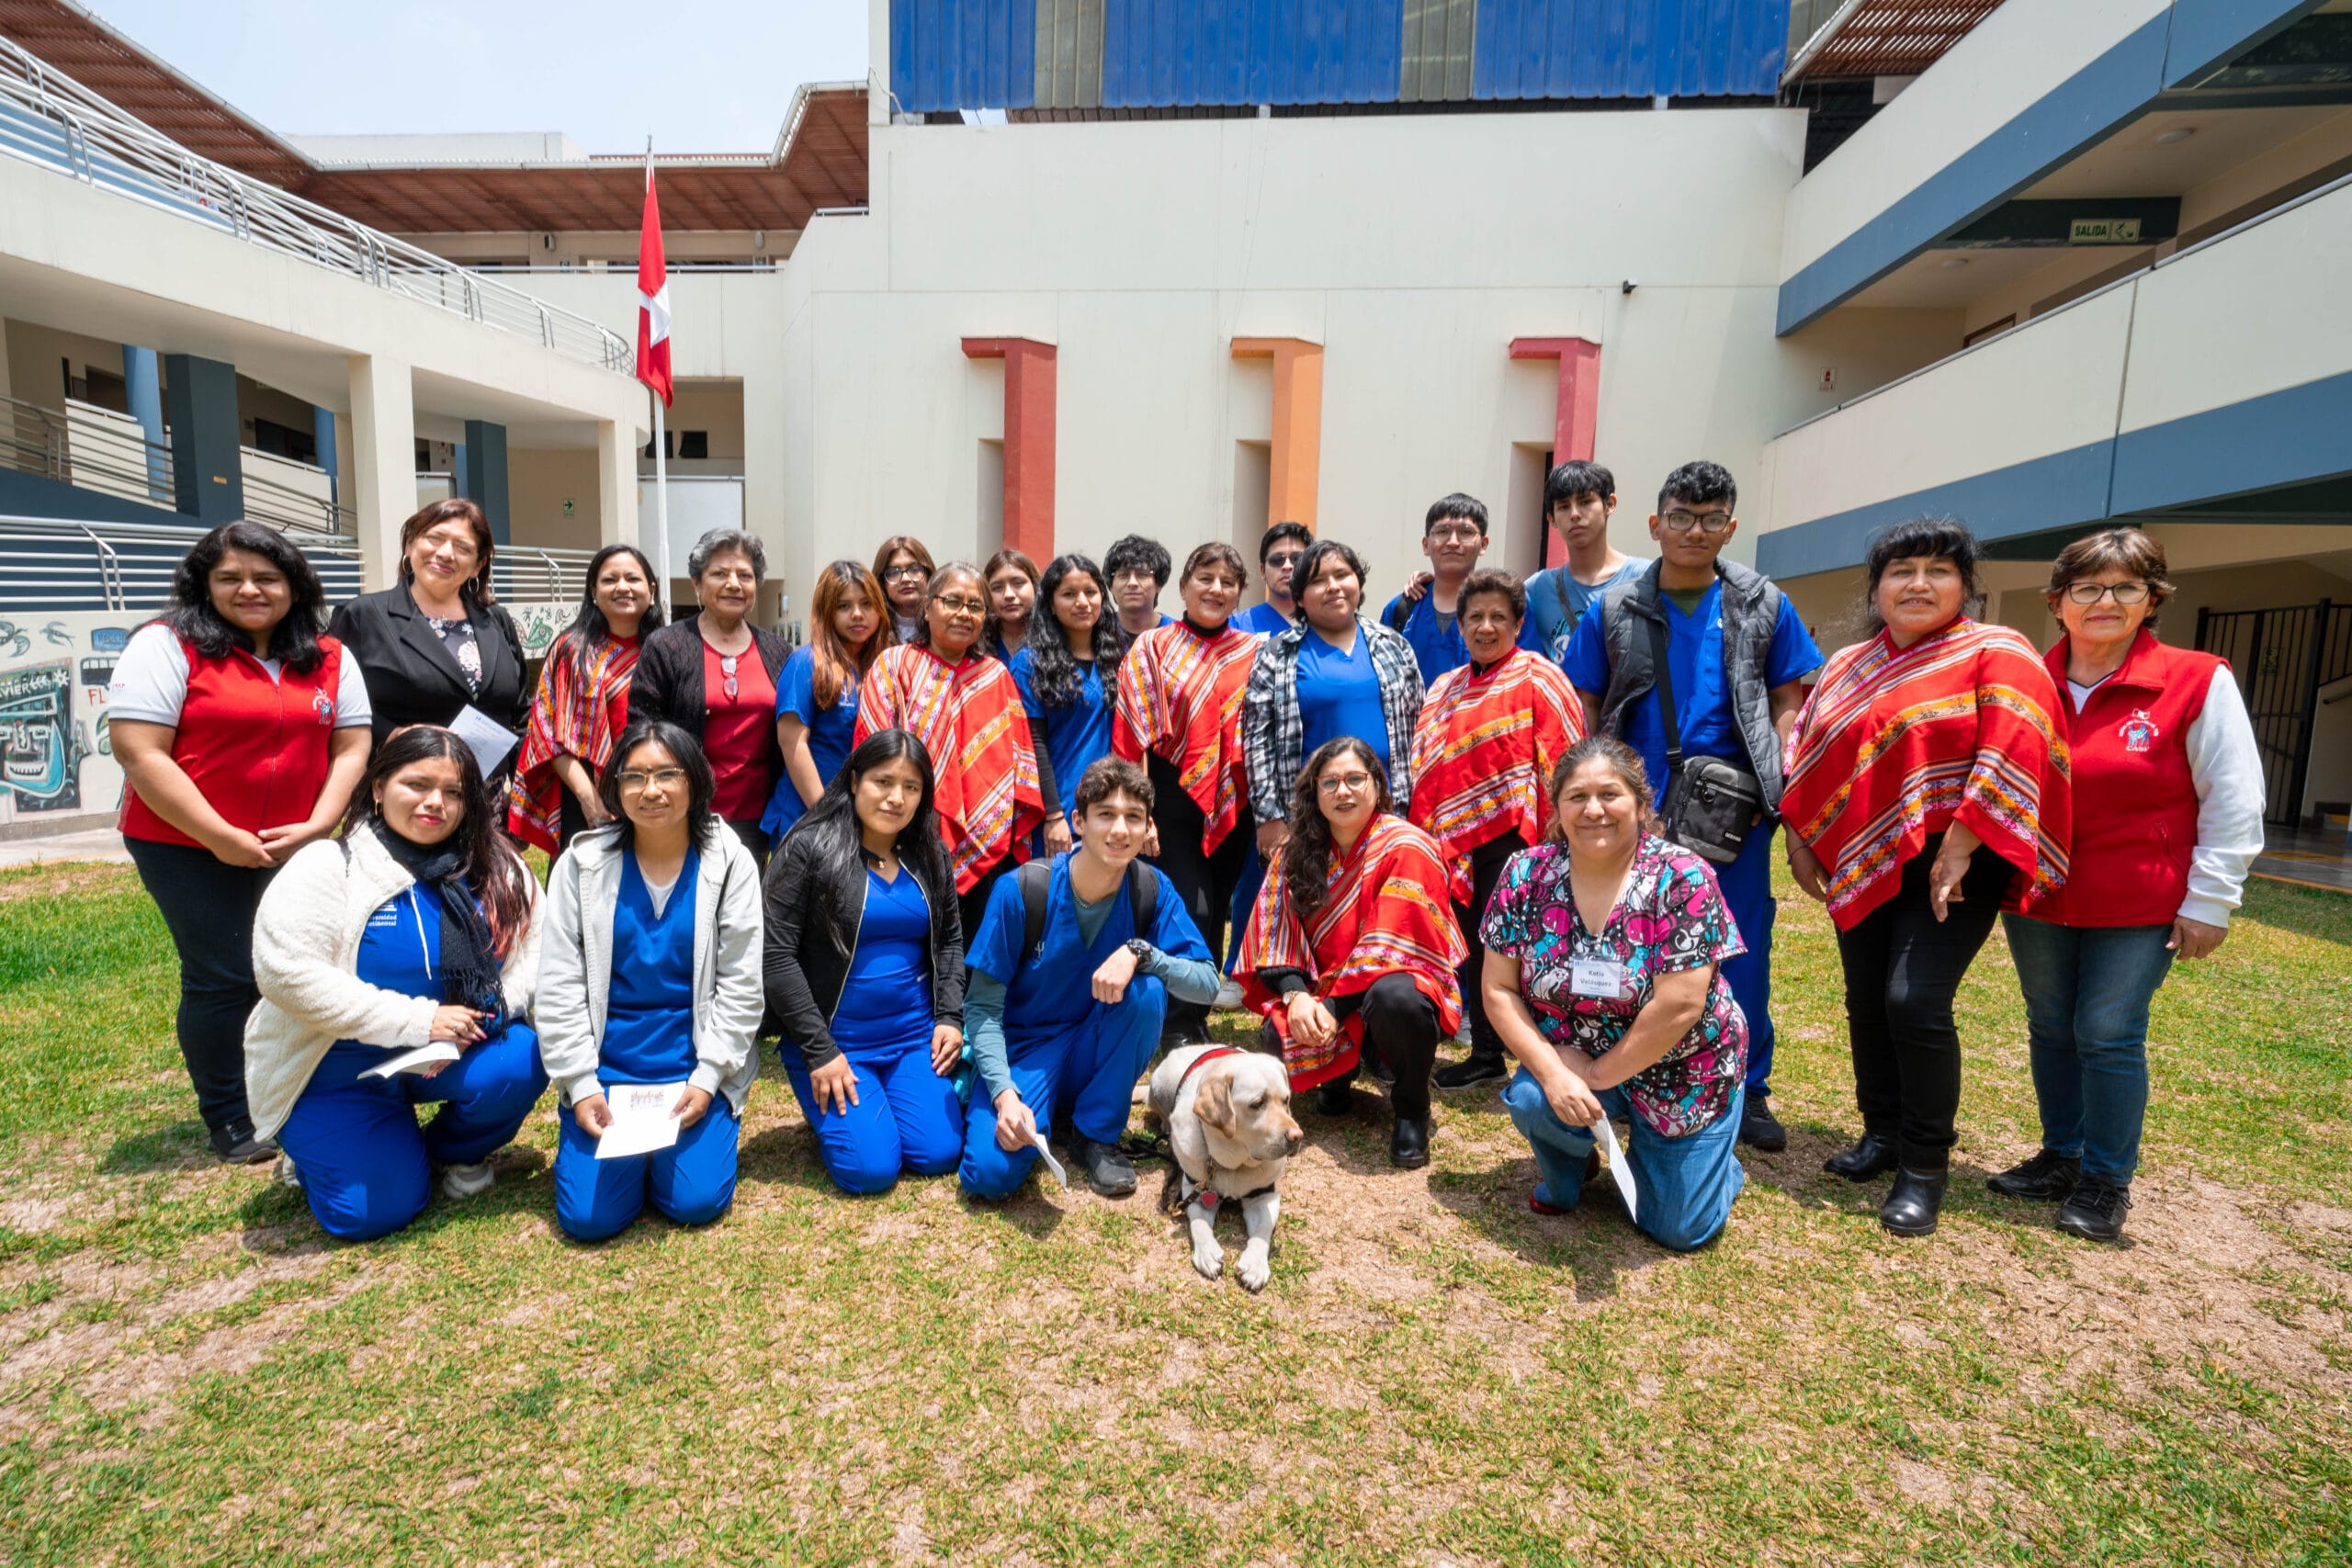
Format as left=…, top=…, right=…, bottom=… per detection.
left=1017, top=857, right=1158, bottom=959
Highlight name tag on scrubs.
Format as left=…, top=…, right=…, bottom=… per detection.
left=1570, top=957, right=1627, bottom=998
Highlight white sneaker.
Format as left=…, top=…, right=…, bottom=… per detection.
left=439, top=1160, right=495, bottom=1200
left=1214, top=978, right=1246, bottom=1010
left=277, top=1156, right=303, bottom=1190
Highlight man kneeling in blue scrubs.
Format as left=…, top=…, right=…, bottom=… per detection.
left=962, top=757, right=1220, bottom=1199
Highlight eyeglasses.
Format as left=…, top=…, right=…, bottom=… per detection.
left=616, top=767, right=688, bottom=791
left=883, top=563, right=931, bottom=583
left=1660, top=511, right=1734, bottom=535
left=1317, top=773, right=1375, bottom=795
left=1264, top=552, right=1304, bottom=573
left=1111, top=569, right=1159, bottom=586
left=1428, top=525, right=1484, bottom=545
left=2064, top=580, right=2151, bottom=605
left=933, top=596, right=988, bottom=618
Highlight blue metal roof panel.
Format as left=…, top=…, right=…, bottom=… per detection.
left=1472, top=0, right=1787, bottom=99
left=1100, top=0, right=1401, bottom=106
left=891, top=0, right=1039, bottom=111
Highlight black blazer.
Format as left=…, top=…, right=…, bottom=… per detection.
left=628, top=612, right=793, bottom=780
left=327, top=582, right=528, bottom=759
left=762, top=828, right=964, bottom=1069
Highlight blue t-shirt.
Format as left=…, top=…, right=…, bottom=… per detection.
left=348, top=887, right=440, bottom=1032
left=1380, top=591, right=1469, bottom=685
left=1561, top=581, right=1824, bottom=794
left=1296, top=626, right=1391, bottom=770
left=1521, top=558, right=1652, bottom=664
left=1233, top=601, right=1294, bottom=636
left=604, top=846, right=701, bottom=1085
left=762, top=645, right=860, bottom=839
left=830, top=866, right=935, bottom=1058
left=967, top=853, right=1211, bottom=1046
left=1009, top=648, right=1114, bottom=822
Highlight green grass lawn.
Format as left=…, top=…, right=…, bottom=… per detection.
left=3, top=861, right=2349, bottom=1565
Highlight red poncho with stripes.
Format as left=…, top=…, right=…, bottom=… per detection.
left=1234, top=814, right=1468, bottom=1090
left=1112, top=618, right=1261, bottom=854
left=855, top=643, right=1046, bottom=892
left=1407, top=648, right=1587, bottom=872
left=1781, top=617, right=2071, bottom=931
left=504, top=630, right=639, bottom=853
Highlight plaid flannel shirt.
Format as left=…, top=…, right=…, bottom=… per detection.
left=1240, top=615, right=1425, bottom=827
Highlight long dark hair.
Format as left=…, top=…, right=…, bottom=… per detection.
left=775, top=729, right=952, bottom=955
left=594, top=719, right=718, bottom=851
left=980, top=547, right=1039, bottom=657
left=1024, top=553, right=1126, bottom=708
left=1283, top=735, right=1392, bottom=917
left=339, top=726, right=533, bottom=958
left=161, top=521, right=331, bottom=674
left=563, top=544, right=666, bottom=646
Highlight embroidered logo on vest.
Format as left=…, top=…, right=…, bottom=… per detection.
left=2119, top=709, right=2160, bottom=753
left=312, top=686, right=335, bottom=726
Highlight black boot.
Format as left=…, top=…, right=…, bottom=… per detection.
left=1824, top=1132, right=1898, bottom=1183
left=1738, top=1094, right=1787, bottom=1153
left=1315, top=1078, right=1352, bottom=1116
left=1075, top=1136, right=1137, bottom=1198
left=1389, top=1115, right=1430, bottom=1169
left=1987, top=1147, right=2080, bottom=1201
left=1434, top=1053, right=1507, bottom=1089
left=1879, top=1168, right=1948, bottom=1236
left=2055, top=1175, right=2131, bottom=1242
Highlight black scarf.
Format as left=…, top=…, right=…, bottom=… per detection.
left=374, top=821, right=505, bottom=1024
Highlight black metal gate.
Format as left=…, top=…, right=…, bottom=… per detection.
left=2196, top=601, right=2352, bottom=827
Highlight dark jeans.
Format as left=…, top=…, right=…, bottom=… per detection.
left=1329, top=973, right=1441, bottom=1122
left=1147, top=752, right=1248, bottom=1042
left=1453, top=831, right=1527, bottom=1060
left=1833, top=833, right=2010, bottom=1172
left=2001, top=915, right=2174, bottom=1186
left=125, top=836, right=276, bottom=1145
left=726, top=818, right=772, bottom=873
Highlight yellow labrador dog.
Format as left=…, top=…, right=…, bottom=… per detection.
left=1148, top=1043, right=1304, bottom=1291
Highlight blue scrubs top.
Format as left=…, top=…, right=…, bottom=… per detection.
left=1561, top=582, right=1824, bottom=792
left=763, top=645, right=860, bottom=839
left=1233, top=601, right=1294, bottom=636
left=967, top=853, right=1211, bottom=1050
left=1296, top=626, right=1391, bottom=771
left=1520, top=558, right=1651, bottom=664
left=342, top=887, right=441, bottom=1050
left=602, top=846, right=700, bottom=1085
left=1380, top=591, right=1468, bottom=685
left=829, top=867, right=935, bottom=1059
left=1010, top=648, right=1114, bottom=823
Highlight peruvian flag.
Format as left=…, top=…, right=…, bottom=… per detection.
left=635, top=156, right=673, bottom=407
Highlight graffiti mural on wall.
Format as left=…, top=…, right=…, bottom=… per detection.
left=0, top=615, right=131, bottom=823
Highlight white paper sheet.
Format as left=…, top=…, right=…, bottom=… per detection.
left=594, top=1081, right=689, bottom=1161
left=360, top=1042, right=459, bottom=1079
left=1030, top=1129, right=1069, bottom=1190
left=1595, top=1115, right=1638, bottom=1223
left=447, top=703, right=519, bottom=778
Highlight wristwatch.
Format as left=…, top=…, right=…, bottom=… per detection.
left=1124, top=938, right=1154, bottom=964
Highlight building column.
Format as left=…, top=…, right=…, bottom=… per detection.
left=597, top=418, right=640, bottom=552
left=460, top=419, right=510, bottom=544
left=311, top=403, right=339, bottom=517
left=162, top=353, right=243, bottom=525
left=122, top=345, right=168, bottom=503
left=1509, top=337, right=1602, bottom=569
left=960, top=338, right=1056, bottom=562
left=1230, top=338, right=1324, bottom=534
left=347, top=354, right=415, bottom=592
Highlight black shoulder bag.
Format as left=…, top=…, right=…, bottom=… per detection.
left=1648, top=616, right=1764, bottom=865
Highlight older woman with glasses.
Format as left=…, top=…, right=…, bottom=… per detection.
left=628, top=528, right=791, bottom=863
left=856, top=560, right=1048, bottom=938
left=1987, top=527, right=2262, bottom=1243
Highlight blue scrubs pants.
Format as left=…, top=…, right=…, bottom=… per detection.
left=785, top=1046, right=966, bottom=1195
left=1713, top=819, right=1779, bottom=1099
left=553, top=1093, right=740, bottom=1242
left=1501, top=1070, right=1747, bottom=1252
left=960, top=976, right=1166, bottom=1200
left=277, top=1026, right=547, bottom=1243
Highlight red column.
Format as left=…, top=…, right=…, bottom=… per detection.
left=1230, top=338, right=1325, bottom=535
left=1510, top=337, right=1602, bottom=568
left=961, top=337, right=1057, bottom=561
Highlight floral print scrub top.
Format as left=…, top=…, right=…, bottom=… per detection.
left=1479, top=833, right=1748, bottom=1137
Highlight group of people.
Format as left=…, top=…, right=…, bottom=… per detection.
left=108, top=459, right=2265, bottom=1254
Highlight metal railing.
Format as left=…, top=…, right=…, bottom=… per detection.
left=2, top=393, right=175, bottom=506
left=0, top=38, right=634, bottom=375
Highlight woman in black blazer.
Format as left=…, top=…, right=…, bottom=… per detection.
left=327, top=500, right=527, bottom=761
left=628, top=528, right=790, bottom=862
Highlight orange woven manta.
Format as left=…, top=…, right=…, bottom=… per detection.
left=1112, top=619, right=1262, bottom=854
left=855, top=643, right=1046, bottom=891
left=1407, top=646, right=1586, bottom=873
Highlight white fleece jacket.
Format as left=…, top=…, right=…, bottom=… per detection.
left=244, top=829, right=543, bottom=1141
left=534, top=820, right=764, bottom=1111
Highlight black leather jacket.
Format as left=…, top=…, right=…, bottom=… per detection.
left=761, top=827, right=965, bottom=1068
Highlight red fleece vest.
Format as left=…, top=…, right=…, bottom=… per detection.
left=2029, top=628, right=2219, bottom=929
left=119, top=637, right=344, bottom=848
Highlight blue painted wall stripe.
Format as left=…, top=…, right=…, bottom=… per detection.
left=1756, top=441, right=2118, bottom=581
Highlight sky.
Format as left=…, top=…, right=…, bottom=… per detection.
left=80, top=1, right=871, bottom=154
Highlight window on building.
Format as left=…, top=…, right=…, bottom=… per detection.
left=252, top=417, right=318, bottom=465
left=679, top=430, right=709, bottom=460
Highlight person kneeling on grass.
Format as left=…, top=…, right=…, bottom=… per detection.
left=246, top=726, right=546, bottom=1242
left=960, top=758, right=1220, bottom=1201
left=536, top=720, right=764, bottom=1242
left=1481, top=737, right=1749, bottom=1252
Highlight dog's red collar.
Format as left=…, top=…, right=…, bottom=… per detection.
left=1178, top=1045, right=1242, bottom=1089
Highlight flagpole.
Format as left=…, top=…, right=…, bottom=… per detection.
left=646, top=135, right=672, bottom=616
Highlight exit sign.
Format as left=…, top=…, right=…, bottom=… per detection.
left=2070, top=217, right=2143, bottom=244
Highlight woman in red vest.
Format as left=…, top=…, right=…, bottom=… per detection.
left=110, top=522, right=374, bottom=1164
left=1990, top=528, right=2263, bottom=1243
